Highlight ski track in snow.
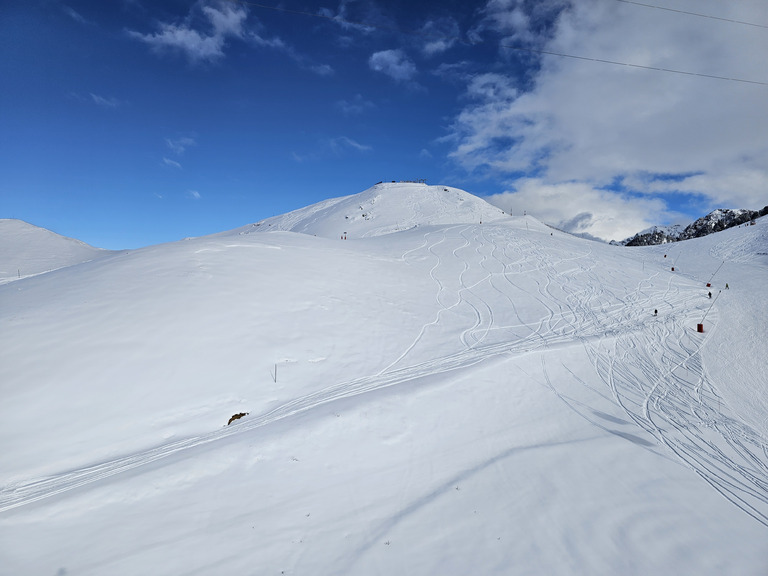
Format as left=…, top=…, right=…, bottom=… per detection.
left=526, top=232, right=768, bottom=528
left=2, top=224, right=767, bottom=523
left=587, top=318, right=768, bottom=527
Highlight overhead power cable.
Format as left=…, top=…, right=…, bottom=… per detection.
left=613, top=0, right=768, bottom=29
left=505, top=45, right=768, bottom=86
left=227, top=0, right=768, bottom=87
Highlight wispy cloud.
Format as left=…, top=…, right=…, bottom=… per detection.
left=292, top=135, right=372, bottom=162
left=128, top=1, right=330, bottom=74
left=330, top=136, right=372, bottom=154
left=63, top=6, right=91, bottom=25
left=128, top=2, right=269, bottom=64
left=336, top=94, right=375, bottom=116
left=421, top=17, right=460, bottom=56
left=433, top=60, right=477, bottom=84
left=469, top=0, right=568, bottom=50
left=162, top=157, right=182, bottom=169
left=318, top=1, right=382, bottom=35
left=71, top=92, right=123, bottom=108
left=166, top=136, right=196, bottom=155
left=186, top=190, right=202, bottom=200
left=89, top=93, right=121, bottom=108
left=162, top=136, right=194, bottom=170
left=369, top=49, right=416, bottom=82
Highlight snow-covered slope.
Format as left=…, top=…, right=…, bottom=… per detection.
left=1, top=188, right=767, bottom=575
left=0, top=218, right=110, bottom=282
left=239, top=181, right=508, bottom=239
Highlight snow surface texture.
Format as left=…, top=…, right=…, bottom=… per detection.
left=1, top=183, right=767, bottom=575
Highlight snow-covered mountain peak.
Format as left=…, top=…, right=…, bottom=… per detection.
left=237, top=182, right=508, bottom=239
left=635, top=224, right=684, bottom=238
left=616, top=206, right=767, bottom=246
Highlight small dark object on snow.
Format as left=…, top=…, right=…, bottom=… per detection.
left=654, top=309, right=657, bottom=316
left=228, top=412, right=249, bottom=425
left=708, top=291, right=712, bottom=298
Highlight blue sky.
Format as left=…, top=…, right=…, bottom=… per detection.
left=2, top=0, right=766, bottom=248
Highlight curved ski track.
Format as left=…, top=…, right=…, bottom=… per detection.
left=2, top=224, right=767, bottom=523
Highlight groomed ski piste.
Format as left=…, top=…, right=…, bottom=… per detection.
left=1, top=182, right=767, bottom=574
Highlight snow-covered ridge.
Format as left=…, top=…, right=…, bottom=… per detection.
left=616, top=206, right=768, bottom=246
left=236, top=182, right=508, bottom=239
left=0, top=218, right=110, bottom=282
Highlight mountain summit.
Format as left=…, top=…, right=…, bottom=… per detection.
left=237, top=182, right=508, bottom=239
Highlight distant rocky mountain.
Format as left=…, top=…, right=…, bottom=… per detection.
left=614, top=206, right=768, bottom=247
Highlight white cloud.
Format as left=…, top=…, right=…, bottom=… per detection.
left=128, top=2, right=275, bottom=64
left=470, top=0, right=568, bottom=47
left=421, top=17, right=460, bottom=56
left=203, top=3, right=246, bottom=37
left=369, top=49, right=416, bottom=82
left=485, top=179, right=668, bottom=242
left=638, top=166, right=768, bottom=211
left=128, top=0, right=332, bottom=75
left=63, top=6, right=90, bottom=25
left=187, top=190, right=202, bottom=200
left=329, top=136, right=372, bottom=154
left=318, top=1, right=382, bottom=35
left=89, top=93, right=121, bottom=108
left=448, top=0, right=768, bottom=238
left=162, top=157, right=182, bottom=169
left=166, top=137, right=196, bottom=155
